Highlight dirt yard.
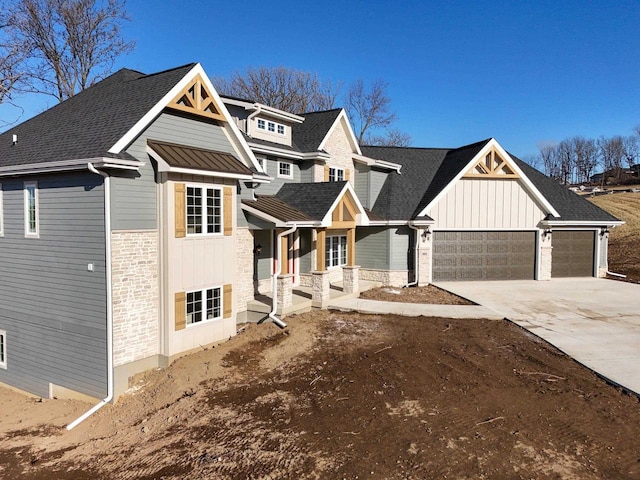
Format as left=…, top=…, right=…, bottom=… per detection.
left=1, top=310, right=639, bottom=479
left=360, top=285, right=474, bottom=305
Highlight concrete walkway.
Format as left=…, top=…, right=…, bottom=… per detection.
left=435, top=278, right=640, bottom=396
left=328, top=297, right=503, bottom=319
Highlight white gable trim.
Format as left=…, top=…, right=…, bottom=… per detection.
left=417, top=138, right=560, bottom=219
left=109, top=63, right=262, bottom=173
left=317, top=109, right=362, bottom=155
left=320, top=181, right=370, bottom=227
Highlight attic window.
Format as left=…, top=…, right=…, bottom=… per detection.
left=256, top=118, right=286, bottom=136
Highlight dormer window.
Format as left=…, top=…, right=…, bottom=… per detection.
left=256, top=118, right=286, bottom=136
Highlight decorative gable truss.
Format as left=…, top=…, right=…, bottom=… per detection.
left=167, top=74, right=226, bottom=122
left=463, top=148, right=519, bottom=179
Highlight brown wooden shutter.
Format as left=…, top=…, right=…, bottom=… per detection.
left=223, top=186, right=233, bottom=236
left=324, top=164, right=330, bottom=182
left=175, top=291, right=186, bottom=331
left=345, top=168, right=351, bottom=181
left=223, top=284, right=232, bottom=318
left=175, top=183, right=186, bottom=238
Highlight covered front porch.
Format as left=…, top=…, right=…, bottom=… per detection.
left=245, top=277, right=382, bottom=322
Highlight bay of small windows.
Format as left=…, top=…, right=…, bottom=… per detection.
left=256, top=118, right=286, bottom=136
left=186, top=185, right=221, bottom=235
left=325, top=235, right=347, bottom=268
left=186, top=287, right=222, bottom=326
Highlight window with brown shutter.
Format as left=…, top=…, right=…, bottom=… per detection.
left=223, top=187, right=233, bottom=236
left=175, top=183, right=186, bottom=238
left=223, top=284, right=232, bottom=318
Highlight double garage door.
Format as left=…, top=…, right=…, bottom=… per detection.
left=432, top=230, right=595, bottom=281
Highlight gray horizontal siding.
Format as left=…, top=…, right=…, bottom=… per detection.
left=389, top=226, right=412, bottom=270
left=254, top=229, right=272, bottom=281
left=369, top=169, right=388, bottom=208
left=255, top=157, right=301, bottom=196
left=356, top=227, right=390, bottom=270
left=299, top=229, right=312, bottom=273
left=0, top=172, right=107, bottom=398
left=118, top=112, right=238, bottom=230
left=354, top=164, right=369, bottom=208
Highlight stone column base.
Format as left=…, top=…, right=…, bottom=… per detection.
left=342, top=265, right=360, bottom=294
left=277, top=274, right=293, bottom=310
left=311, top=270, right=331, bottom=308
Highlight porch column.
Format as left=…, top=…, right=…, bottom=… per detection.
left=311, top=270, right=331, bottom=308
left=280, top=232, right=289, bottom=275
left=277, top=274, right=293, bottom=310
left=418, top=228, right=432, bottom=287
left=347, top=228, right=356, bottom=266
left=539, top=230, right=552, bottom=280
left=316, top=228, right=326, bottom=271
left=342, top=265, right=360, bottom=294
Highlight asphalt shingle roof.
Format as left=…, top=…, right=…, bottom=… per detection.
left=0, top=64, right=196, bottom=166
left=292, top=109, right=342, bottom=152
left=275, top=181, right=348, bottom=220
left=242, top=196, right=314, bottom=223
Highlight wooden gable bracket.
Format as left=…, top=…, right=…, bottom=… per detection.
left=167, top=74, right=227, bottom=122
left=464, top=149, right=519, bottom=179
left=330, top=191, right=358, bottom=229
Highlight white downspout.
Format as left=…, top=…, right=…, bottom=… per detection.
left=246, top=105, right=262, bottom=137
left=403, top=223, right=421, bottom=288
left=269, top=225, right=297, bottom=329
left=67, top=163, right=114, bottom=430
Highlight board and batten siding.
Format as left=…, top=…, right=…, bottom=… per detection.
left=355, top=227, right=390, bottom=270
left=114, top=112, right=238, bottom=230
left=0, top=172, right=107, bottom=398
left=428, top=178, right=546, bottom=229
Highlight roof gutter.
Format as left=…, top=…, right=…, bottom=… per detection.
left=540, top=220, right=625, bottom=227
left=67, top=163, right=114, bottom=429
left=0, top=157, right=143, bottom=177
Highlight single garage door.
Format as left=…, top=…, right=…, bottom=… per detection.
left=433, top=231, right=536, bottom=281
left=552, top=230, right=595, bottom=277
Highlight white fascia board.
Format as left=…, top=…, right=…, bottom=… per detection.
left=367, top=220, right=411, bottom=226
left=417, top=138, right=561, bottom=219
left=317, top=109, right=362, bottom=156
left=109, top=64, right=263, bottom=174
left=250, top=104, right=304, bottom=124
left=248, top=143, right=304, bottom=160
left=320, top=182, right=370, bottom=227
left=0, top=157, right=144, bottom=176
left=541, top=220, right=625, bottom=227
left=251, top=173, right=274, bottom=184
left=147, top=146, right=252, bottom=180
left=301, top=151, right=331, bottom=161
left=352, top=154, right=402, bottom=173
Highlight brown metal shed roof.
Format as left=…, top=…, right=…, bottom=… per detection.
left=148, top=140, right=252, bottom=175
left=242, top=196, right=315, bottom=223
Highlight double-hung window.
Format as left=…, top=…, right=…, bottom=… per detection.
left=325, top=235, right=347, bottom=268
left=186, top=186, right=221, bottom=235
left=278, top=161, right=292, bottom=179
left=186, top=287, right=222, bottom=325
left=24, top=181, right=39, bottom=237
left=0, top=330, right=6, bottom=369
left=329, top=167, right=345, bottom=182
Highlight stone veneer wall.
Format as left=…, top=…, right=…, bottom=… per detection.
left=111, top=230, right=160, bottom=367
left=235, top=227, right=254, bottom=312
left=360, top=268, right=409, bottom=287
left=539, top=232, right=552, bottom=280
left=314, top=118, right=355, bottom=185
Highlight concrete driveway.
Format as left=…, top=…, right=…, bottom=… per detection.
left=435, top=278, right=640, bottom=396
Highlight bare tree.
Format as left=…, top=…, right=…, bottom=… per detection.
left=7, top=0, right=133, bottom=102
left=572, top=136, right=598, bottom=184
left=0, top=7, right=26, bottom=105
left=364, top=128, right=412, bottom=147
left=213, top=66, right=340, bottom=114
left=598, top=136, right=626, bottom=182
left=520, top=154, right=541, bottom=170
left=538, top=141, right=560, bottom=180
left=623, top=135, right=639, bottom=168
left=345, top=79, right=397, bottom=144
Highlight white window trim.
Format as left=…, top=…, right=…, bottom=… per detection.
left=325, top=235, right=347, bottom=268
left=256, top=117, right=286, bottom=136
left=186, top=184, right=223, bottom=236
left=258, top=157, right=267, bottom=174
left=24, top=181, right=39, bottom=238
left=329, top=167, right=345, bottom=182
left=0, top=183, right=4, bottom=237
left=0, top=330, right=6, bottom=369
left=185, top=286, right=223, bottom=327
left=278, top=161, right=293, bottom=179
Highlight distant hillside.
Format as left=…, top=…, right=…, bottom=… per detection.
left=589, top=193, right=640, bottom=282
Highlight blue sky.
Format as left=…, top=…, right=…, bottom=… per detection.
left=2, top=0, right=639, bottom=158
